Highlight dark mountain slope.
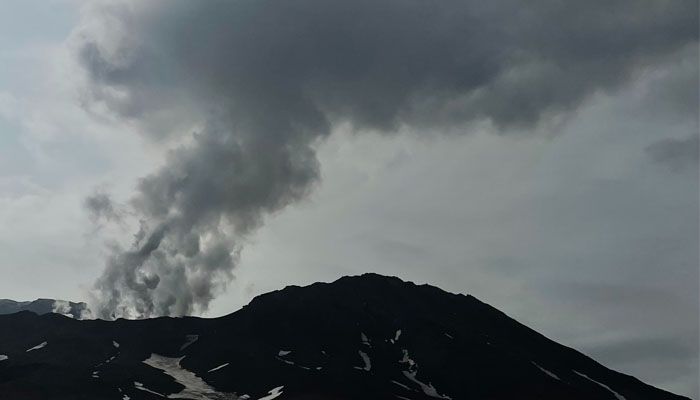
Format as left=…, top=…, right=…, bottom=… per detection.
left=0, top=274, right=688, bottom=400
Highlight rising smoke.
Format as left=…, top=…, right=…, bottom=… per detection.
left=74, top=0, right=698, bottom=318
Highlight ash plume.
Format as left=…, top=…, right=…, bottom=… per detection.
left=75, top=0, right=697, bottom=319
left=84, top=190, right=125, bottom=224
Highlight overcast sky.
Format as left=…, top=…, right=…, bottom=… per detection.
left=0, top=0, right=697, bottom=397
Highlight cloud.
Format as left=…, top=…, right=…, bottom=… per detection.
left=84, top=190, right=124, bottom=223
left=73, top=0, right=698, bottom=318
left=585, top=337, right=694, bottom=369
left=646, top=134, right=699, bottom=172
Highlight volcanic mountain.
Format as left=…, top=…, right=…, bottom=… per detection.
left=0, top=274, right=688, bottom=399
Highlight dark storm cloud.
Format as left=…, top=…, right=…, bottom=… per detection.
left=75, top=0, right=698, bottom=318
left=646, top=134, right=699, bottom=172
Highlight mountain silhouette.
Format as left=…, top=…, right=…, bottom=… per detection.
left=0, top=274, right=688, bottom=399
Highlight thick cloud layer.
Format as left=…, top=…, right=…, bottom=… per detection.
left=75, top=0, right=698, bottom=318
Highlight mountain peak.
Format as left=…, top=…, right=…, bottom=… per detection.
left=0, top=275, right=688, bottom=399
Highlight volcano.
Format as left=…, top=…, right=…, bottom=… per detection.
left=0, top=274, right=687, bottom=399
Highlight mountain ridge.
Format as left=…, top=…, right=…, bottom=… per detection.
left=0, top=298, right=89, bottom=319
left=0, top=273, right=689, bottom=399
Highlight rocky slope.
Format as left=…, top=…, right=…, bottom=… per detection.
left=0, top=274, right=688, bottom=399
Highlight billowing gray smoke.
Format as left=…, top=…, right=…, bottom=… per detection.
left=76, top=0, right=697, bottom=318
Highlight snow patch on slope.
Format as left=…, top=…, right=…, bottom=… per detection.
left=532, top=362, right=560, bottom=381
left=143, top=353, right=232, bottom=399
left=258, top=386, right=284, bottom=400
left=573, top=371, right=626, bottom=400
left=402, top=370, right=452, bottom=400
left=134, top=381, right=165, bottom=397
left=118, top=387, right=130, bottom=400
left=390, top=329, right=402, bottom=344
left=354, top=350, right=371, bottom=371
left=26, top=342, right=47, bottom=352
left=361, top=332, right=371, bottom=347
left=399, top=349, right=416, bottom=368
left=399, top=349, right=451, bottom=399
left=208, top=363, right=230, bottom=373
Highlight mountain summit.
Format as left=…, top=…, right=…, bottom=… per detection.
left=0, top=274, right=687, bottom=399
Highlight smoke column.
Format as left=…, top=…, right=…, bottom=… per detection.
left=74, top=0, right=697, bottom=318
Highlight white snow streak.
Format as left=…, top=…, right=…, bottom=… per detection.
left=0, top=355, right=7, bottom=361
left=26, top=342, right=47, bottom=352
left=277, top=357, right=295, bottom=366
left=573, top=371, right=626, bottom=400
left=532, top=362, right=560, bottom=381
left=207, top=363, right=230, bottom=373
left=134, top=381, right=165, bottom=397
left=391, top=380, right=412, bottom=390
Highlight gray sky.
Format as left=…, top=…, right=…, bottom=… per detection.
left=0, top=0, right=697, bottom=397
